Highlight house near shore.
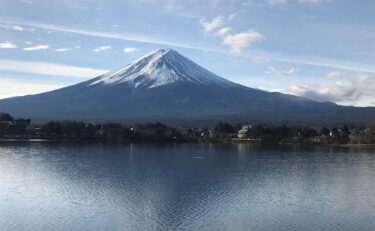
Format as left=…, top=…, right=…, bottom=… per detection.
left=238, top=125, right=252, bottom=139
left=0, top=118, right=31, bottom=135
left=350, top=128, right=375, bottom=144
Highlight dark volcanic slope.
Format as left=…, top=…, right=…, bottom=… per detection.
left=0, top=49, right=374, bottom=124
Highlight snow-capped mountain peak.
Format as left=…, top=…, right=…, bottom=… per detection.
left=90, top=49, right=236, bottom=89
left=2, top=48, right=373, bottom=124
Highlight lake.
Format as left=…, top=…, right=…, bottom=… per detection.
left=0, top=142, right=374, bottom=231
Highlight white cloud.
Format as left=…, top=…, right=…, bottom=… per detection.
left=123, top=47, right=139, bottom=53
left=217, top=27, right=231, bottom=37
left=266, top=0, right=288, bottom=5
left=23, top=44, right=49, bottom=51
left=281, top=74, right=375, bottom=106
left=200, top=16, right=223, bottom=33
left=268, top=66, right=295, bottom=76
left=0, top=78, right=63, bottom=99
left=198, top=14, right=263, bottom=54
left=20, top=0, right=33, bottom=4
left=55, top=47, right=72, bottom=52
left=327, top=71, right=341, bottom=79
left=0, top=42, right=17, bottom=49
left=92, top=45, right=112, bottom=52
left=11, top=25, right=24, bottom=31
left=0, top=59, right=108, bottom=78
left=0, top=23, right=25, bottom=32
left=223, top=31, right=263, bottom=54
left=199, top=15, right=263, bottom=54
left=243, top=0, right=326, bottom=6
left=298, top=0, right=323, bottom=4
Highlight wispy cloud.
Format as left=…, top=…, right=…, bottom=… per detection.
left=200, top=16, right=223, bottom=33
left=228, top=13, right=237, bottom=21
left=11, top=25, right=24, bottom=31
left=273, top=55, right=375, bottom=74
left=160, top=2, right=200, bottom=19
left=223, top=31, right=263, bottom=54
left=0, top=59, right=108, bottom=78
left=251, top=55, right=272, bottom=64
left=66, top=1, right=89, bottom=10
left=0, top=41, right=17, bottom=49
left=265, top=0, right=288, bottom=5
left=327, top=70, right=341, bottom=79
left=123, top=47, right=139, bottom=53
left=0, top=78, right=63, bottom=99
left=0, top=18, right=370, bottom=75
left=54, top=47, right=72, bottom=52
left=23, top=44, right=49, bottom=51
left=92, top=45, right=112, bottom=52
left=242, top=0, right=327, bottom=6
left=268, top=66, right=295, bottom=76
left=20, top=0, right=33, bottom=4
left=298, top=0, right=324, bottom=4
left=216, top=27, right=231, bottom=37
left=0, top=23, right=24, bottom=31
left=0, top=19, right=207, bottom=51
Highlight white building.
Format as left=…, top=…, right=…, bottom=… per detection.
left=237, top=125, right=252, bottom=139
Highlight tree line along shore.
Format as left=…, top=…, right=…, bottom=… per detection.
left=1, top=112, right=375, bottom=145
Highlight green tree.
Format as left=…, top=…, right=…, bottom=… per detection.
left=0, top=113, right=13, bottom=122
left=215, top=122, right=234, bottom=133
left=342, top=126, right=350, bottom=135
left=321, top=127, right=330, bottom=136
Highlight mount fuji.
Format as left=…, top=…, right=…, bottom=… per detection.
left=1, top=49, right=374, bottom=124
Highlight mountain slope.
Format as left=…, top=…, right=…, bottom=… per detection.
left=89, top=49, right=236, bottom=88
left=0, top=49, right=374, bottom=124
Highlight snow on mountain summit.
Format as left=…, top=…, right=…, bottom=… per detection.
left=3, top=48, right=372, bottom=124
left=90, top=49, right=236, bottom=89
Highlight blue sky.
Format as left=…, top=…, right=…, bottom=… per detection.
left=0, top=0, right=374, bottom=106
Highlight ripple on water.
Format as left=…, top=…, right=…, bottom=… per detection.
left=0, top=143, right=375, bottom=231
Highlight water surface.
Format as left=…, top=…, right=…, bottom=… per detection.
left=0, top=142, right=374, bottom=230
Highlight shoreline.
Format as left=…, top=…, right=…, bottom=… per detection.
left=1, top=138, right=375, bottom=147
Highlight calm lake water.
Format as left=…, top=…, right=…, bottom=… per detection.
left=0, top=142, right=374, bottom=231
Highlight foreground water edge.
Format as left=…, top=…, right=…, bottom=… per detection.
left=0, top=142, right=374, bottom=231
